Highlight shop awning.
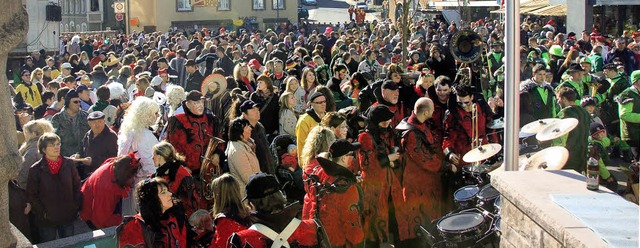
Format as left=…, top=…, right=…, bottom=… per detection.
left=490, top=0, right=548, bottom=14
left=527, top=4, right=567, bottom=16
left=429, top=1, right=499, bottom=7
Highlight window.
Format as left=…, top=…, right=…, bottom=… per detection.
left=272, top=0, right=284, bottom=10
left=177, top=0, right=192, bottom=12
left=90, top=0, right=100, bottom=11
left=252, top=0, right=264, bottom=10
left=218, top=0, right=230, bottom=10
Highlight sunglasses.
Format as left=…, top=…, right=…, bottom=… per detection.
left=72, top=100, right=81, bottom=104
left=457, top=101, right=472, bottom=106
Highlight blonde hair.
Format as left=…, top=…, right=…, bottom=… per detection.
left=152, top=141, right=186, bottom=164
left=20, top=119, right=54, bottom=155
left=165, top=85, right=186, bottom=116
left=119, top=96, right=160, bottom=136
left=279, top=92, right=294, bottom=116
left=284, top=76, right=299, bottom=93
left=210, top=173, right=249, bottom=218
left=233, top=63, right=253, bottom=82
left=300, top=126, right=336, bottom=167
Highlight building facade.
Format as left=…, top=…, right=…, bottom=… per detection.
left=128, top=0, right=299, bottom=33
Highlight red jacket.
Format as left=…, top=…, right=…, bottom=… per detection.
left=165, top=106, right=220, bottom=173
left=228, top=219, right=318, bottom=248
left=301, top=157, right=364, bottom=247
left=442, top=105, right=490, bottom=168
left=152, top=160, right=202, bottom=217
left=357, top=129, right=404, bottom=243
left=301, top=159, right=320, bottom=220
left=397, top=113, right=445, bottom=240
left=210, top=213, right=250, bottom=248
left=117, top=212, right=188, bottom=248
left=80, top=158, right=130, bottom=228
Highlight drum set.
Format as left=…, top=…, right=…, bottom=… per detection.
left=421, top=118, right=576, bottom=247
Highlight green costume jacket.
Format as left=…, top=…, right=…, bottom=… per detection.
left=557, top=105, right=590, bottom=173
left=588, top=136, right=612, bottom=180
left=618, top=86, right=640, bottom=142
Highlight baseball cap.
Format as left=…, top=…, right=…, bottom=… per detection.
left=329, top=139, right=361, bottom=158
left=244, top=173, right=281, bottom=200
left=382, top=80, right=400, bottom=90
left=240, top=100, right=259, bottom=113
left=61, top=63, right=73, bottom=69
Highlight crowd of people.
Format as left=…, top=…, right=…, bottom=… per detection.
left=6, top=14, right=640, bottom=248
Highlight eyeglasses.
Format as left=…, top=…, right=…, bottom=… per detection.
left=312, top=100, right=327, bottom=104
left=457, top=101, right=472, bottom=106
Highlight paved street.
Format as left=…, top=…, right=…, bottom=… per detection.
left=302, top=0, right=381, bottom=25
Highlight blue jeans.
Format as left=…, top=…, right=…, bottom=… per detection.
left=38, top=222, right=74, bottom=242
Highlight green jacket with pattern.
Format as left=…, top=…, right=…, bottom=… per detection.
left=618, top=86, right=640, bottom=142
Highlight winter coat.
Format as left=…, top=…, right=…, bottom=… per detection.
left=80, top=157, right=130, bottom=228
left=210, top=213, right=250, bottom=248
left=165, top=106, right=220, bottom=173
left=301, top=157, right=364, bottom=247
left=26, top=157, right=83, bottom=227
left=557, top=105, right=590, bottom=173
left=117, top=209, right=189, bottom=248
left=226, top=139, right=261, bottom=192
left=618, top=86, right=640, bottom=143
left=51, top=109, right=91, bottom=157
left=152, top=160, right=201, bottom=217
left=357, top=128, right=404, bottom=243
left=397, top=114, right=445, bottom=240
left=295, top=109, right=322, bottom=156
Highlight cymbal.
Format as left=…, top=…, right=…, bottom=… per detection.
left=519, top=146, right=569, bottom=171
left=519, top=132, right=536, bottom=138
left=488, top=118, right=504, bottom=129
left=536, top=118, right=579, bottom=141
left=521, top=118, right=561, bottom=134
left=463, top=144, right=502, bottom=163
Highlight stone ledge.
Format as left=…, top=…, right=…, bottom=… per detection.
left=491, top=170, right=610, bottom=247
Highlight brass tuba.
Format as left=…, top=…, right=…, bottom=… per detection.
left=200, top=136, right=225, bottom=201
left=449, top=29, right=484, bottom=64
left=449, top=30, right=484, bottom=86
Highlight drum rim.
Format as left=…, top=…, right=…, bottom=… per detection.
left=436, top=212, right=485, bottom=234
left=454, top=185, right=480, bottom=201
left=477, top=184, right=500, bottom=200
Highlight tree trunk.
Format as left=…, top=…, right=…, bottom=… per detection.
left=0, top=1, right=28, bottom=247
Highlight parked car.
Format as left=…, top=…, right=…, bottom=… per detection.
left=301, top=0, right=317, bottom=6
left=298, top=8, right=309, bottom=20
left=355, top=2, right=368, bottom=11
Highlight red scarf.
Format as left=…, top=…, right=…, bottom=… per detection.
left=46, top=156, right=63, bottom=174
left=242, top=77, right=254, bottom=93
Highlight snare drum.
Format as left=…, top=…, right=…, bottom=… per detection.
left=454, top=185, right=479, bottom=209
left=477, top=184, right=500, bottom=213
left=437, top=211, right=487, bottom=243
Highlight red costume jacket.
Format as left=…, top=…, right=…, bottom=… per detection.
left=301, top=157, right=364, bottom=247
left=397, top=114, right=446, bottom=240
left=80, top=158, right=130, bottom=229
left=357, top=129, right=404, bottom=243
left=442, top=104, right=490, bottom=168
left=209, top=213, right=250, bottom=248
left=117, top=211, right=188, bottom=248
left=166, top=105, right=221, bottom=173
left=301, top=159, right=321, bottom=220
left=152, top=160, right=201, bottom=217
left=228, top=204, right=320, bottom=248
